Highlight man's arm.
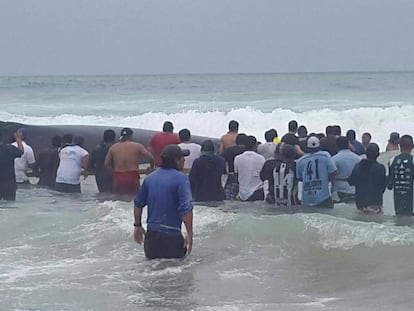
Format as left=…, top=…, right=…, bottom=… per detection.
left=104, top=148, right=113, bottom=172
left=139, top=144, right=154, bottom=166
left=133, top=205, right=146, bottom=244
left=14, top=130, right=24, bottom=152
left=219, top=137, right=225, bottom=154
left=182, top=211, right=193, bottom=255
left=82, top=155, right=89, bottom=170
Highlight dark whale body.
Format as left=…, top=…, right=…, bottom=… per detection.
left=0, top=121, right=219, bottom=164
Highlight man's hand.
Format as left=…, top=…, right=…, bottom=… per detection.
left=184, top=233, right=193, bottom=255
left=134, top=226, right=146, bottom=244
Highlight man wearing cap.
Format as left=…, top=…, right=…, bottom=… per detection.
left=0, top=129, right=24, bottom=200
left=11, top=128, right=36, bottom=184
left=148, top=121, right=180, bottom=167
left=348, top=143, right=386, bottom=213
left=133, top=144, right=193, bottom=259
left=105, top=127, right=154, bottom=196
left=296, top=135, right=337, bottom=208
left=189, top=140, right=226, bottom=202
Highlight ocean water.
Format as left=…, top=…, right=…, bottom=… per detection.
left=1, top=72, right=414, bottom=310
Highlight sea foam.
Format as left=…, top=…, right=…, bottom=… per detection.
left=1, top=104, right=414, bottom=150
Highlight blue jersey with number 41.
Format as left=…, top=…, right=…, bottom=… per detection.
left=296, top=151, right=337, bottom=206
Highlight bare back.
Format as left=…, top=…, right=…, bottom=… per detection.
left=220, top=132, right=238, bottom=153
left=105, top=141, right=153, bottom=172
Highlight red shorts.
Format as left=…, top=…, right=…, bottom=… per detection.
left=113, top=171, right=140, bottom=195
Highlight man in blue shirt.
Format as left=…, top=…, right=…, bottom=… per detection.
left=296, top=136, right=337, bottom=208
left=346, top=129, right=365, bottom=156
left=134, top=144, right=193, bottom=259
left=331, top=136, right=361, bottom=202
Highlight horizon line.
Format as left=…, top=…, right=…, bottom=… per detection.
left=1, top=69, right=414, bottom=78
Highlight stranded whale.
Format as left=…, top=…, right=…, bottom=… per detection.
left=0, top=121, right=220, bottom=164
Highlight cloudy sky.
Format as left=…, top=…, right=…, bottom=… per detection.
left=1, top=0, right=413, bottom=75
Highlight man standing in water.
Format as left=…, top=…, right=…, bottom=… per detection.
left=89, top=129, right=116, bottom=193
left=12, top=128, right=36, bottom=184
left=105, top=128, right=154, bottom=196
left=134, top=144, right=193, bottom=259
left=388, top=135, right=414, bottom=215
left=35, top=135, right=62, bottom=188
left=219, top=120, right=239, bottom=153
left=148, top=121, right=180, bottom=167
left=0, top=130, right=24, bottom=200
left=348, top=143, right=386, bottom=213
left=296, top=136, right=337, bottom=208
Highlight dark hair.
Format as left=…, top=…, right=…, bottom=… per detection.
left=264, top=129, right=276, bottom=142
left=297, top=125, right=308, bottom=138
left=288, top=120, right=298, bottom=132
left=236, top=133, right=247, bottom=145
left=281, top=144, right=296, bottom=159
left=399, top=135, right=413, bottom=149
left=179, top=128, right=191, bottom=142
left=160, top=157, right=177, bottom=169
left=73, top=136, right=85, bottom=147
left=201, top=139, right=215, bottom=153
left=316, top=133, right=325, bottom=140
left=326, top=125, right=334, bottom=136
left=389, top=132, right=400, bottom=143
left=163, top=121, right=174, bottom=132
left=362, top=132, right=372, bottom=139
left=346, top=129, right=356, bottom=141
left=62, top=134, right=73, bottom=145
left=366, top=143, right=380, bottom=160
left=244, top=135, right=257, bottom=151
left=103, top=129, right=116, bottom=142
left=52, top=135, right=62, bottom=147
left=229, top=120, right=239, bottom=132
left=282, top=134, right=297, bottom=146
left=0, top=131, right=3, bottom=141
left=332, top=125, right=342, bottom=136
left=336, top=136, right=349, bottom=150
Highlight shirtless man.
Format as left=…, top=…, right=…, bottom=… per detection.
left=105, top=128, right=154, bottom=195
left=219, top=120, right=239, bottom=153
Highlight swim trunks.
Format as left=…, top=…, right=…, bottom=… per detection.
left=113, top=171, right=140, bottom=195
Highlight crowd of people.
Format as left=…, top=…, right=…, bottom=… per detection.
left=1, top=120, right=413, bottom=259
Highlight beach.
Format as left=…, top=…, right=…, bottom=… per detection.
left=1, top=72, right=414, bottom=310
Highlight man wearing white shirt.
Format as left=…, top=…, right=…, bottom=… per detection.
left=12, top=128, right=36, bottom=184
left=234, top=136, right=265, bottom=201
left=178, top=128, right=201, bottom=171
left=55, top=134, right=89, bottom=193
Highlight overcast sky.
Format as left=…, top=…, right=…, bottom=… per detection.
left=1, top=0, right=413, bottom=75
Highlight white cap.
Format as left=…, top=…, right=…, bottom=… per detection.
left=306, top=136, right=320, bottom=150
